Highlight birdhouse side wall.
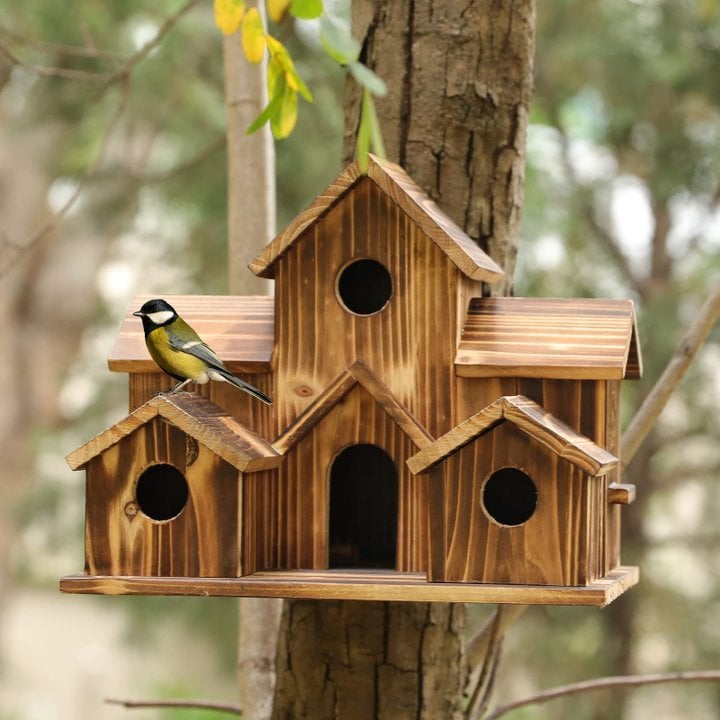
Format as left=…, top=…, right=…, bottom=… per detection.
left=272, top=176, right=481, bottom=439
left=243, top=383, right=428, bottom=575
left=84, top=418, right=241, bottom=577
left=429, top=421, right=606, bottom=586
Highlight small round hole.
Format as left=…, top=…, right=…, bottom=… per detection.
left=136, top=463, right=189, bottom=522
left=336, top=258, right=393, bottom=315
left=482, top=467, right=537, bottom=526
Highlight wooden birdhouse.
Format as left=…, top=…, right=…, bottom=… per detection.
left=62, top=155, right=641, bottom=606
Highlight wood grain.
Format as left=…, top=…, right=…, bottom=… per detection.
left=244, top=381, right=430, bottom=575
left=109, top=295, right=273, bottom=374
left=59, top=565, right=639, bottom=606
left=425, top=422, right=606, bottom=586
left=407, top=395, right=619, bottom=477
left=456, top=297, right=642, bottom=379
left=270, top=176, right=483, bottom=438
left=82, top=417, right=241, bottom=577
left=67, top=392, right=280, bottom=472
left=249, top=154, right=503, bottom=283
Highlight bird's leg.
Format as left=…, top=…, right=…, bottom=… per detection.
left=169, top=378, right=192, bottom=394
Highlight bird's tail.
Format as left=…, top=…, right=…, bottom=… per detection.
left=208, top=367, right=272, bottom=405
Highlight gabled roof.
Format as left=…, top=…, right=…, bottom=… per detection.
left=407, top=395, right=619, bottom=477
left=109, top=295, right=273, bottom=374
left=249, top=154, right=504, bottom=283
left=272, top=360, right=433, bottom=454
left=455, top=297, right=642, bottom=380
left=66, top=392, right=281, bottom=472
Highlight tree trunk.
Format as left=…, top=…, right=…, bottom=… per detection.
left=272, top=2, right=536, bottom=718
left=342, top=0, right=535, bottom=293
left=223, top=19, right=282, bottom=720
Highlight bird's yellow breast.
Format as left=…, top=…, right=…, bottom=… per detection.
left=147, top=328, right=209, bottom=382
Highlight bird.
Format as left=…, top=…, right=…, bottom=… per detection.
left=132, top=298, right=272, bottom=405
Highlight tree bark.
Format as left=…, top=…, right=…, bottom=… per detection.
left=272, top=2, right=536, bottom=718
left=343, top=0, right=536, bottom=296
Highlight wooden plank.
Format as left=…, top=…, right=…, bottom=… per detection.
left=366, top=157, right=504, bottom=282
left=502, top=396, right=619, bottom=477
left=58, top=565, right=638, bottom=606
left=251, top=382, right=429, bottom=575
left=407, top=395, right=619, bottom=477
left=608, top=483, right=636, bottom=505
left=271, top=178, right=469, bottom=439
left=109, top=295, right=273, bottom=373
left=67, top=392, right=280, bottom=472
left=273, top=361, right=433, bottom=455
left=83, top=418, right=241, bottom=578
left=249, top=155, right=503, bottom=283
left=456, top=297, right=642, bottom=380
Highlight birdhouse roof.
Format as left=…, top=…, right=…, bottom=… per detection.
left=407, top=395, right=619, bottom=477
left=108, top=295, right=273, bottom=374
left=66, top=392, right=281, bottom=472
left=248, top=154, right=504, bottom=283
left=455, top=297, right=642, bottom=380
left=273, top=360, right=433, bottom=455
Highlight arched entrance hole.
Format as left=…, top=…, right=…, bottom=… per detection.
left=328, top=444, right=398, bottom=569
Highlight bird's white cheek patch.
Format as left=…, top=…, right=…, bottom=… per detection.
left=146, top=310, right=174, bottom=325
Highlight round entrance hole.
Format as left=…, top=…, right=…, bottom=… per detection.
left=136, top=463, right=189, bottom=522
left=336, top=258, right=393, bottom=315
left=482, top=467, right=537, bottom=527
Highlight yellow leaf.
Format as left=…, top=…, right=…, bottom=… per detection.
left=214, top=0, right=245, bottom=34
left=271, top=83, right=298, bottom=138
left=242, top=7, right=266, bottom=63
left=267, top=0, right=291, bottom=23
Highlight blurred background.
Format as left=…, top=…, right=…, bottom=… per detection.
left=0, top=1, right=718, bottom=718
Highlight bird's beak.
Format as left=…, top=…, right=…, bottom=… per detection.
left=132, top=311, right=143, bottom=317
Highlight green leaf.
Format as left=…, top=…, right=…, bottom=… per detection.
left=271, top=81, right=298, bottom=138
left=356, top=89, right=371, bottom=173
left=348, top=60, right=388, bottom=97
left=365, top=90, right=386, bottom=158
left=266, top=35, right=313, bottom=102
left=319, top=15, right=360, bottom=64
left=246, top=75, right=286, bottom=134
left=290, top=0, right=323, bottom=20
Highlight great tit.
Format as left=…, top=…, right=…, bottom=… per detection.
left=133, top=298, right=272, bottom=405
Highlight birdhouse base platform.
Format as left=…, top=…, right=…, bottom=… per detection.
left=60, top=566, right=638, bottom=607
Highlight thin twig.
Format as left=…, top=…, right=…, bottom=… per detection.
left=466, top=606, right=504, bottom=720
left=101, top=0, right=202, bottom=89
left=484, top=670, right=720, bottom=720
left=0, top=35, right=112, bottom=82
left=0, top=77, right=130, bottom=279
left=621, top=283, right=720, bottom=465
left=131, top=134, right=227, bottom=184
left=106, top=697, right=243, bottom=715
left=466, top=605, right=527, bottom=669
left=0, top=24, right=121, bottom=60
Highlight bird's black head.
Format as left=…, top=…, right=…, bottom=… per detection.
left=133, top=298, right=178, bottom=334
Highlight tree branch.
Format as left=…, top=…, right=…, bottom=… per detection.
left=106, top=697, right=243, bottom=715
left=485, top=670, right=720, bottom=720
left=621, top=283, right=720, bottom=465
left=0, top=35, right=112, bottom=82
left=465, top=605, right=505, bottom=720
left=466, top=605, right=527, bottom=669
left=101, top=0, right=202, bottom=89
left=0, top=77, right=130, bottom=279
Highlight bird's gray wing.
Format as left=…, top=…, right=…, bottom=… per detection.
left=166, top=332, right=226, bottom=370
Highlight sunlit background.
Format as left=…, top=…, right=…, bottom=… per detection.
left=0, top=1, right=719, bottom=718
